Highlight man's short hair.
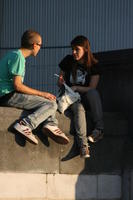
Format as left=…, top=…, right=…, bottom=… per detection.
left=21, top=30, right=41, bottom=49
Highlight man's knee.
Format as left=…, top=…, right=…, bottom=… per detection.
left=38, top=98, right=57, bottom=111
left=51, top=100, right=58, bottom=111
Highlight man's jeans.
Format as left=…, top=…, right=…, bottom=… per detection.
left=4, top=92, right=58, bottom=130
left=70, top=89, right=104, bottom=147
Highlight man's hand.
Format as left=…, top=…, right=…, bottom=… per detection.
left=40, top=92, right=56, bottom=100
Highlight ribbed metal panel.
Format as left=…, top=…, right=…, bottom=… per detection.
left=0, top=0, right=133, bottom=51
left=0, top=0, right=133, bottom=93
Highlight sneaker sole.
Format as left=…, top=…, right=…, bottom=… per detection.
left=88, top=134, right=103, bottom=143
left=43, top=127, right=69, bottom=145
left=80, top=154, right=90, bottom=159
left=14, top=125, right=38, bottom=145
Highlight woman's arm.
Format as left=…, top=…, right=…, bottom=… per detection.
left=89, top=74, right=100, bottom=88
left=71, top=75, right=100, bottom=93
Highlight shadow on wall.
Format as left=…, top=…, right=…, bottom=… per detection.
left=75, top=49, right=133, bottom=199
left=75, top=135, right=133, bottom=199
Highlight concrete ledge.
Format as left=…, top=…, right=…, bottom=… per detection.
left=0, top=107, right=128, bottom=136
left=0, top=173, right=122, bottom=200
left=0, top=106, right=131, bottom=174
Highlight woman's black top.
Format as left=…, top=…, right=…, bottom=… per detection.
left=59, top=55, right=100, bottom=87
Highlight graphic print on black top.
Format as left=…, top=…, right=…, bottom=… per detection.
left=70, top=66, right=88, bottom=85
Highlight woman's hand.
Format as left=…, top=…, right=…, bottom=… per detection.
left=58, top=74, right=65, bottom=87
left=71, top=85, right=86, bottom=92
left=71, top=75, right=100, bottom=93
left=71, top=86, right=77, bottom=92
left=71, top=85, right=90, bottom=93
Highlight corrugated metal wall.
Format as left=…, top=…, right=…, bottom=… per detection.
left=0, top=0, right=133, bottom=94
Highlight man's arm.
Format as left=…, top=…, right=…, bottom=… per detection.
left=13, top=75, right=56, bottom=100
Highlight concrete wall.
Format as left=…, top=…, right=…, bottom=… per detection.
left=0, top=107, right=128, bottom=174
left=0, top=106, right=132, bottom=200
left=0, top=173, right=123, bottom=200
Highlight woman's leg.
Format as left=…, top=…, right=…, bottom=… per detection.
left=70, top=101, right=88, bottom=147
left=83, top=89, right=104, bottom=130
left=83, top=89, right=104, bottom=143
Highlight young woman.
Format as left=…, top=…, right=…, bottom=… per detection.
left=58, top=35, right=104, bottom=158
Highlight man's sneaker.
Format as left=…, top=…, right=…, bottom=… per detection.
left=14, top=120, right=38, bottom=144
left=88, top=129, right=104, bottom=143
left=43, top=124, right=70, bottom=145
left=80, top=145, right=90, bottom=158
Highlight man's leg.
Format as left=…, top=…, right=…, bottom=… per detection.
left=5, top=92, right=69, bottom=144
left=6, top=92, right=57, bottom=129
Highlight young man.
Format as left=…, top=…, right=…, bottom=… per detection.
left=0, top=30, right=69, bottom=145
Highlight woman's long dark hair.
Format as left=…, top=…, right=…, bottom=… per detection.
left=70, top=35, right=98, bottom=82
left=71, top=35, right=98, bottom=68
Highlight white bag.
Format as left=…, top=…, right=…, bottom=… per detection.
left=57, top=83, right=81, bottom=114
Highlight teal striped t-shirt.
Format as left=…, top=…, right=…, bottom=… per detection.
left=0, top=49, right=25, bottom=96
